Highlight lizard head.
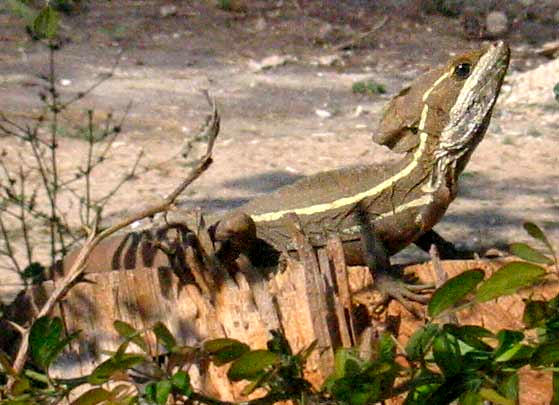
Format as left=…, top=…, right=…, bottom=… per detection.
left=374, top=42, right=510, bottom=161
left=427, top=40, right=510, bottom=189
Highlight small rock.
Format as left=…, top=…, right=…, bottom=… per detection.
left=254, top=16, right=267, bottom=31
left=317, top=23, right=334, bottom=41
left=315, top=109, right=332, bottom=118
left=536, top=40, right=559, bottom=58
left=485, top=11, right=508, bottom=36
left=316, top=54, right=343, bottom=67
left=59, top=78, right=72, bottom=86
left=248, top=54, right=296, bottom=72
left=160, top=4, right=177, bottom=17
left=351, top=105, right=364, bottom=118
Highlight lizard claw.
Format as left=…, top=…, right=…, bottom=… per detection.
left=373, top=272, right=434, bottom=318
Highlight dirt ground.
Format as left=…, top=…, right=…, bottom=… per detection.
left=1, top=1, right=559, bottom=302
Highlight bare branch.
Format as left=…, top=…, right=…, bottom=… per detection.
left=8, top=94, right=221, bottom=383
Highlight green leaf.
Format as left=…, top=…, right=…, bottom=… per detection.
left=21, top=262, right=46, bottom=284
left=495, top=344, right=534, bottom=364
left=404, top=369, right=443, bottom=404
left=11, top=377, right=30, bottom=396
left=493, top=330, right=524, bottom=360
left=523, top=300, right=549, bottom=328
left=524, top=221, right=547, bottom=242
left=479, top=388, right=515, bottom=405
left=352, top=80, right=386, bottom=95
left=552, top=371, right=559, bottom=405
left=554, top=83, right=559, bottom=103
left=227, top=350, right=281, bottom=381
left=32, top=6, right=59, bottom=39
left=71, top=388, right=112, bottom=405
left=113, top=320, right=148, bottom=352
left=88, top=354, right=145, bottom=385
left=155, top=380, right=172, bottom=405
left=500, top=373, right=519, bottom=402
left=406, top=323, right=440, bottom=361
left=29, top=316, right=77, bottom=371
left=144, top=382, right=156, bottom=402
left=331, top=348, right=363, bottom=380
left=443, top=324, right=493, bottom=351
left=475, top=261, right=546, bottom=303
left=524, top=221, right=555, bottom=255
left=428, top=270, right=484, bottom=318
left=172, top=371, right=192, bottom=396
left=460, top=390, right=482, bottom=405
left=153, top=322, right=176, bottom=351
left=432, top=333, right=462, bottom=377
left=349, top=385, right=379, bottom=405
left=267, top=329, right=292, bottom=355
left=532, top=341, right=559, bottom=366
left=378, top=333, right=395, bottom=362
left=423, top=373, right=480, bottom=404
left=203, top=338, right=249, bottom=366
left=509, top=243, right=553, bottom=265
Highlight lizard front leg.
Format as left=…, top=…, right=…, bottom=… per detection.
left=356, top=203, right=432, bottom=315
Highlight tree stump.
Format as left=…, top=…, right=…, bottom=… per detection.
left=7, top=234, right=556, bottom=404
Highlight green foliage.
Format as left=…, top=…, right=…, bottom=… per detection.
left=2, top=0, right=37, bottom=21
left=509, top=242, right=554, bottom=264
left=322, top=334, right=398, bottom=405
left=203, top=338, right=250, bottom=366
left=352, top=81, right=386, bottom=96
left=216, top=0, right=233, bottom=11
left=29, top=316, right=79, bottom=372
left=428, top=269, right=484, bottom=317
left=475, top=261, right=546, bottom=302
left=20, top=262, right=46, bottom=285
left=227, top=350, right=281, bottom=382
left=31, top=6, right=59, bottom=39
left=554, top=83, right=559, bottom=103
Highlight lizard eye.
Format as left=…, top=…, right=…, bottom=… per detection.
left=454, top=62, right=472, bottom=79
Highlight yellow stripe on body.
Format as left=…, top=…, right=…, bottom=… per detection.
left=339, top=193, right=435, bottom=235
left=251, top=70, right=452, bottom=224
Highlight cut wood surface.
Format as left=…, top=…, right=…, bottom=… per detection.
left=8, top=249, right=556, bottom=404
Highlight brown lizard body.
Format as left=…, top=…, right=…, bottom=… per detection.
left=56, top=41, right=510, bottom=278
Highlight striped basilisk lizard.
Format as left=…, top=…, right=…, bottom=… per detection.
left=59, top=41, right=510, bottom=302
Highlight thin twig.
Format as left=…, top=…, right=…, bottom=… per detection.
left=332, top=16, right=389, bottom=51
left=7, top=94, right=220, bottom=386
left=59, top=52, right=123, bottom=110
left=18, top=167, right=33, bottom=264
left=0, top=214, right=21, bottom=273
left=429, top=244, right=447, bottom=289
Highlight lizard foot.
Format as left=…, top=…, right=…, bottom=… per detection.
left=373, top=272, right=434, bottom=318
